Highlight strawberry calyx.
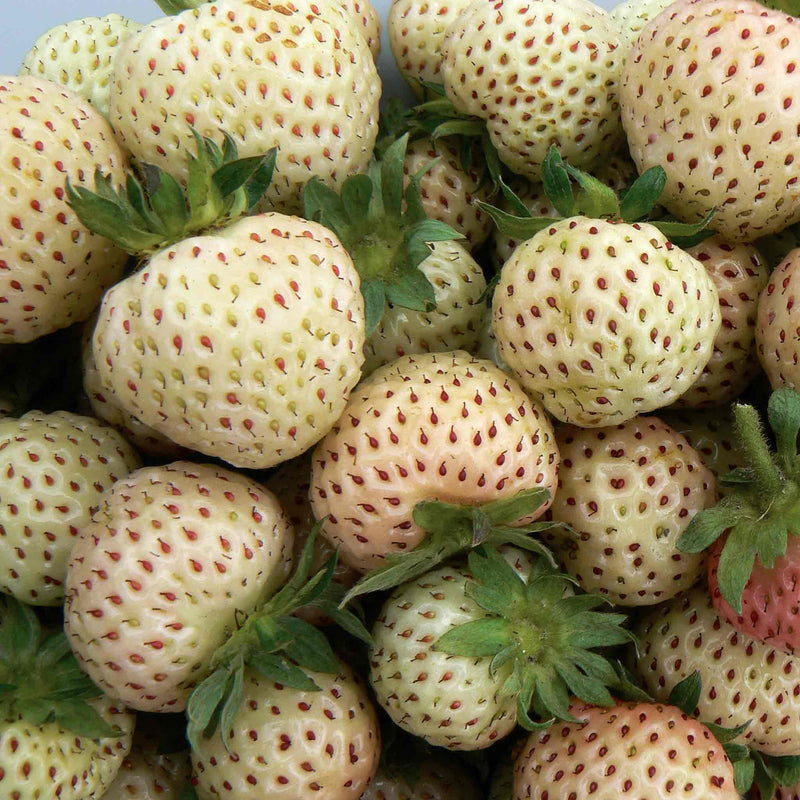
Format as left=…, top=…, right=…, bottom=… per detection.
left=67, top=130, right=277, bottom=257
left=666, top=670, right=800, bottom=796
left=340, top=487, right=561, bottom=606
left=432, top=547, right=633, bottom=731
left=677, top=388, right=800, bottom=613
left=0, top=596, right=119, bottom=739
left=303, top=133, right=463, bottom=334
left=152, top=0, right=207, bottom=14
left=480, top=146, right=714, bottom=250
left=186, top=520, right=370, bottom=751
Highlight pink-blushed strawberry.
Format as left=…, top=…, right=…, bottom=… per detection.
left=310, top=350, right=559, bottom=574
left=677, top=389, right=800, bottom=655
left=0, top=596, right=137, bottom=800
left=403, top=135, right=494, bottom=251
left=90, top=211, right=366, bottom=470
left=18, top=14, right=143, bottom=118
left=0, top=75, right=129, bottom=343
left=756, top=246, right=800, bottom=391
left=620, top=0, right=800, bottom=242
left=512, top=700, right=739, bottom=800
left=387, top=0, right=471, bottom=96
left=190, top=659, right=380, bottom=799
left=633, top=584, right=800, bottom=757
left=362, top=240, right=487, bottom=375
left=492, top=215, right=721, bottom=426
left=0, top=409, right=141, bottom=606
left=440, top=0, right=625, bottom=183
left=108, top=0, right=381, bottom=215
left=674, top=235, right=770, bottom=408
left=64, top=460, right=294, bottom=712
left=369, top=547, right=633, bottom=751
left=545, top=415, right=716, bottom=606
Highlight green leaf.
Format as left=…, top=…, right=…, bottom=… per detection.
left=677, top=502, right=744, bottom=553
left=0, top=597, right=41, bottom=667
left=716, top=526, right=759, bottom=614
left=277, top=617, right=340, bottom=675
left=381, top=133, right=410, bottom=219
left=482, top=488, right=550, bottom=526
left=218, top=661, right=245, bottom=743
left=667, top=670, right=702, bottom=715
left=433, top=618, right=513, bottom=658
left=187, top=668, right=230, bottom=733
left=566, top=163, right=620, bottom=219
left=768, top=388, right=800, bottom=473
left=478, top=202, right=558, bottom=241
left=248, top=652, right=321, bottom=692
left=619, top=167, right=667, bottom=221
left=361, top=280, right=387, bottom=336
left=52, top=699, right=119, bottom=739
left=540, top=147, right=575, bottom=218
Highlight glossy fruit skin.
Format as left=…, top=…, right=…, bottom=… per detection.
left=620, top=0, right=800, bottom=242
left=756, top=246, right=800, bottom=391
left=440, top=0, right=625, bottom=183
left=191, top=661, right=380, bottom=800
left=546, top=416, right=716, bottom=606
left=369, top=561, right=518, bottom=750
left=633, top=585, right=800, bottom=756
left=310, top=351, right=559, bottom=573
left=91, top=212, right=365, bottom=470
left=492, top=217, right=721, bottom=427
left=65, top=460, right=294, bottom=712
left=108, top=0, right=381, bottom=215
left=513, top=701, right=738, bottom=800
left=0, top=696, right=135, bottom=800
left=0, top=75, right=129, bottom=343
left=0, top=410, right=141, bottom=606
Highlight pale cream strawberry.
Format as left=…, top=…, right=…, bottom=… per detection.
left=440, top=0, right=625, bottom=183
left=0, top=696, right=135, bottom=800
left=191, top=660, right=380, bottom=799
left=310, top=351, right=559, bottom=573
left=387, top=0, right=471, bottom=95
left=546, top=416, right=716, bottom=606
left=404, top=136, right=493, bottom=250
left=91, top=212, right=365, bottom=470
left=64, top=461, right=294, bottom=712
left=634, top=585, right=800, bottom=757
left=620, top=0, right=800, bottom=241
left=0, top=75, right=129, bottom=343
left=0, top=410, right=141, bottom=606
left=675, top=235, right=769, bottom=407
left=756, top=247, right=800, bottom=391
left=363, top=240, right=487, bottom=375
left=339, top=0, right=382, bottom=60
left=609, top=0, right=677, bottom=55
left=108, top=0, right=381, bottom=215
left=19, top=14, right=143, bottom=117
left=492, top=217, right=721, bottom=427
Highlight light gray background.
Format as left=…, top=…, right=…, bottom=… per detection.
left=2, top=0, right=618, bottom=99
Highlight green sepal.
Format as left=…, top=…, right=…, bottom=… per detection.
left=186, top=667, right=230, bottom=736
left=383, top=268, right=436, bottom=313
left=254, top=617, right=295, bottom=653
left=153, top=0, right=207, bottom=13
left=218, top=659, right=245, bottom=748
left=566, top=162, right=620, bottom=219
left=730, top=753, right=755, bottom=795
left=677, top=500, right=750, bottom=553
left=619, top=167, right=667, bottom=221
left=477, top=202, right=559, bottom=240
left=704, top=720, right=751, bottom=745
left=50, top=698, right=120, bottom=739
left=667, top=671, right=702, bottom=716
left=341, top=174, right=374, bottom=226
left=361, top=281, right=388, bottom=336
left=140, top=163, right=189, bottom=239
left=248, top=651, right=322, bottom=692
left=757, top=753, right=800, bottom=788
left=275, top=617, right=341, bottom=675
left=381, top=133, right=409, bottom=219
left=339, top=488, right=553, bottom=606
left=607, top=661, right=654, bottom=703
left=651, top=210, right=716, bottom=247
left=769, top=387, right=800, bottom=477
left=433, top=618, right=514, bottom=658
left=541, top=148, right=576, bottom=218
left=0, top=596, right=40, bottom=668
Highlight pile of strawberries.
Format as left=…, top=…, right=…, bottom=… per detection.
left=2, top=0, right=800, bottom=797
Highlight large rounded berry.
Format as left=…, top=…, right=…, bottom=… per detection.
left=64, top=461, right=294, bottom=712
left=492, top=217, right=721, bottom=427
